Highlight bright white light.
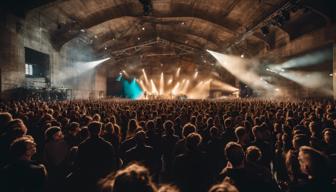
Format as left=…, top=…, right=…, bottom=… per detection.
left=122, top=70, right=129, bottom=77
left=207, top=50, right=273, bottom=90
left=167, top=78, right=173, bottom=85
left=142, top=27, right=145, bottom=31
left=151, top=79, right=158, bottom=95
left=85, top=57, right=110, bottom=69
left=176, top=67, right=181, bottom=77
left=139, top=80, right=148, bottom=92
left=329, top=73, right=333, bottom=77
left=142, top=69, right=149, bottom=86
left=172, top=82, right=180, bottom=95
left=211, top=80, right=238, bottom=92
left=181, top=79, right=190, bottom=94
left=269, top=49, right=332, bottom=70
left=193, top=71, right=198, bottom=79
left=160, top=72, right=164, bottom=95
left=275, top=88, right=280, bottom=92
left=240, top=54, right=245, bottom=58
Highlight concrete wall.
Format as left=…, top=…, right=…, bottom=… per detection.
left=0, top=12, right=106, bottom=99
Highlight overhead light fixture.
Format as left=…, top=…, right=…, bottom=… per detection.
left=261, top=26, right=270, bottom=36
left=282, top=10, right=290, bottom=21
left=139, top=0, right=153, bottom=16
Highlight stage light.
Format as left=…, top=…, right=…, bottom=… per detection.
left=104, top=47, right=107, bottom=50
left=139, top=80, right=148, bottom=92
left=139, top=0, right=153, bottom=16
left=275, top=15, right=285, bottom=26
left=240, top=54, right=245, bottom=58
left=160, top=72, right=164, bottom=95
left=261, top=26, right=270, bottom=36
left=181, top=79, right=190, bottom=94
left=167, top=78, right=173, bottom=85
left=150, top=79, right=158, bottom=94
left=282, top=10, right=290, bottom=21
left=176, top=67, right=181, bottom=77
left=208, top=50, right=274, bottom=91
left=211, top=80, right=238, bottom=92
left=122, top=70, right=129, bottom=77
left=142, top=27, right=145, bottom=31
left=142, top=69, right=149, bottom=85
left=85, top=57, right=110, bottom=68
left=193, top=71, right=198, bottom=79
left=171, top=82, right=180, bottom=95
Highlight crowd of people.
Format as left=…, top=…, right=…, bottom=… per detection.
left=0, top=98, right=335, bottom=192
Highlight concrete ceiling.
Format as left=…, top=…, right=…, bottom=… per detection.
left=32, top=0, right=289, bottom=52
left=3, top=0, right=335, bottom=59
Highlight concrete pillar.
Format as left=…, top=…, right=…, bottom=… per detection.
left=333, top=44, right=336, bottom=99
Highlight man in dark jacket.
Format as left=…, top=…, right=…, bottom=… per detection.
left=72, top=121, right=118, bottom=192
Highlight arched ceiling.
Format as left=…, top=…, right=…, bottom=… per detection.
left=30, top=0, right=291, bottom=53
left=3, top=0, right=334, bottom=59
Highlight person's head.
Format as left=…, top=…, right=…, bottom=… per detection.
left=158, top=185, right=180, bottom=192
left=0, top=112, right=13, bottom=133
left=298, top=146, right=329, bottom=178
left=210, top=126, right=220, bottom=139
left=82, top=115, right=93, bottom=126
left=10, top=135, right=37, bottom=160
left=127, top=119, right=139, bottom=138
left=273, top=123, right=281, bottom=133
left=185, top=132, right=202, bottom=151
left=225, top=142, right=245, bottom=168
left=88, top=121, right=102, bottom=137
left=292, top=134, right=309, bottom=150
left=104, top=122, right=114, bottom=135
left=45, top=126, right=64, bottom=142
left=146, top=120, right=156, bottom=132
left=246, top=146, right=262, bottom=163
left=135, top=130, right=147, bottom=145
left=163, top=120, right=175, bottom=136
left=6, top=119, right=27, bottom=138
left=92, top=113, right=101, bottom=122
left=323, top=128, right=336, bottom=144
left=252, top=125, right=264, bottom=140
left=208, top=181, right=239, bottom=192
left=68, top=122, right=81, bottom=136
left=182, top=123, right=196, bottom=138
left=309, top=121, right=320, bottom=135
left=99, top=163, right=157, bottom=192
left=224, top=117, right=233, bottom=129
left=235, top=126, right=248, bottom=143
